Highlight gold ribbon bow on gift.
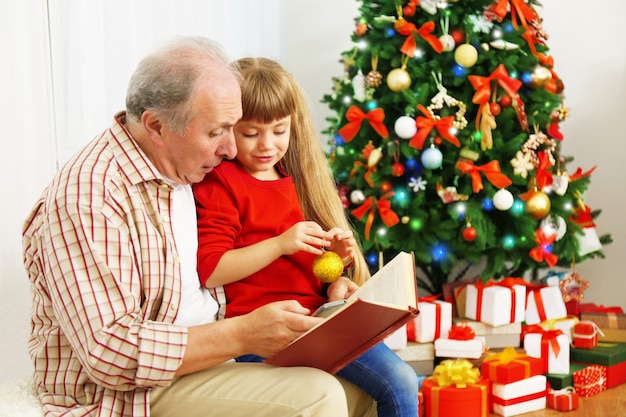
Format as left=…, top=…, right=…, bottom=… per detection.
left=433, top=359, right=480, bottom=388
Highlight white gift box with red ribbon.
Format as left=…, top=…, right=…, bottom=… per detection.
left=524, top=330, right=570, bottom=374
left=525, top=285, right=567, bottom=325
left=491, top=375, right=548, bottom=417
left=463, top=283, right=527, bottom=326
left=407, top=300, right=452, bottom=343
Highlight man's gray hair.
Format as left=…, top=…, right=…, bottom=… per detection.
left=125, top=36, right=238, bottom=133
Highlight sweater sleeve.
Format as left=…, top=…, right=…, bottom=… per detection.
left=193, top=170, right=242, bottom=287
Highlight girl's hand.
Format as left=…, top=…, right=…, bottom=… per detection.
left=276, top=221, right=331, bottom=256
left=326, top=276, right=359, bottom=302
left=327, top=227, right=356, bottom=267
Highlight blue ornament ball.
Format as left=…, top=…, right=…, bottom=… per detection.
left=421, top=147, right=443, bottom=170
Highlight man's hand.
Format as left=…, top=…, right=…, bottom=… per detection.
left=238, top=300, right=323, bottom=358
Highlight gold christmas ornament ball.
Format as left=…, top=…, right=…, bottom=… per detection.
left=454, top=44, right=478, bottom=67
left=526, top=191, right=551, bottom=219
left=386, top=68, right=412, bottom=92
left=528, top=65, right=552, bottom=89
left=312, top=251, right=344, bottom=283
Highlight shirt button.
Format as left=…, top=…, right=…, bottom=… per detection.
left=162, top=215, right=170, bottom=223
left=171, top=303, right=178, bottom=311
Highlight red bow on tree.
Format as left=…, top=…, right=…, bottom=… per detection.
left=351, top=192, right=400, bottom=240
left=456, top=160, right=512, bottom=193
left=338, top=106, right=389, bottom=142
left=397, top=20, right=443, bottom=57
left=410, top=104, right=460, bottom=150
left=529, top=229, right=559, bottom=267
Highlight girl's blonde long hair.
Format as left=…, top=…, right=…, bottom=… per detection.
left=235, top=57, right=370, bottom=285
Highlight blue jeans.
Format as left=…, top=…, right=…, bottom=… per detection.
left=237, top=342, right=419, bottom=417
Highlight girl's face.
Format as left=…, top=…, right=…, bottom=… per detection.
left=234, top=116, right=291, bottom=180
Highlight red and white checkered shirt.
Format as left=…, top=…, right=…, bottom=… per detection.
left=22, top=112, right=188, bottom=416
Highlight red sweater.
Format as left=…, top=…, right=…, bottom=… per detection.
left=194, top=160, right=326, bottom=318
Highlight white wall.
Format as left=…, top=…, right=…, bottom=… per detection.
left=2, top=0, right=624, bottom=383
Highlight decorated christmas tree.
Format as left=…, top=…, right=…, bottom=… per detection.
left=323, top=0, right=612, bottom=295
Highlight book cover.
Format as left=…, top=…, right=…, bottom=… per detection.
left=265, top=251, right=419, bottom=374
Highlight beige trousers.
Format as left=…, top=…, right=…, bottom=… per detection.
left=151, top=362, right=377, bottom=417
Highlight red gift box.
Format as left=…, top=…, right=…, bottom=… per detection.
left=547, top=387, right=579, bottom=411
left=422, top=359, right=488, bottom=417
left=572, top=364, right=607, bottom=397
left=573, top=320, right=604, bottom=349
left=481, top=347, right=544, bottom=384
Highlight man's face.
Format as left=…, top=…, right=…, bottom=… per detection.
left=158, top=73, right=242, bottom=184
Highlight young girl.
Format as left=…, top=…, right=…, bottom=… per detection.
left=193, top=57, right=418, bottom=417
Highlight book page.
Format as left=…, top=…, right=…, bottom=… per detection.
left=349, top=252, right=417, bottom=308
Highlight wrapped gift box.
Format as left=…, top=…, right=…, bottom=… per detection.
left=547, top=387, right=579, bottom=411
left=422, top=360, right=489, bottom=417
left=525, top=286, right=568, bottom=325
left=524, top=331, right=570, bottom=374
left=580, top=311, right=626, bottom=343
left=435, top=337, right=486, bottom=359
left=384, top=324, right=408, bottom=350
left=572, top=364, right=607, bottom=397
left=481, top=347, right=544, bottom=384
left=490, top=375, right=548, bottom=417
left=573, top=321, right=603, bottom=349
left=409, top=300, right=452, bottom=343
left=453, top=318, right=521, bottom=349
left=395, top=342, right=435, bottom=376
left=570, top=341, right=626, bottom=388
left=545, top=363, right=586, bottom=390
left=443, top=277, right=478, bottom=317
left=458, top=282, right=526, bottom=326
left=538, top=315, right=579, bottom=342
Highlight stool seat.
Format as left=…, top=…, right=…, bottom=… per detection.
left=0, top=377, right=43, bottom=417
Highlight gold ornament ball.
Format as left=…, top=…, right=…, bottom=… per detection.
left=312, top=251, right=344, bottom=283
left=454, top=44, right=478, bottom=67
left=386, top=68, right=412, bottom=92
left=526, top=191, right=551, bottom=219
left=529, top=65, right=552, bottom=89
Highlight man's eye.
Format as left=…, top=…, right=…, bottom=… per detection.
left=209, top=128, right=224, bottom=138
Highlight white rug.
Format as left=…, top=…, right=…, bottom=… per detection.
left=0, top=377, right=42, bottom=417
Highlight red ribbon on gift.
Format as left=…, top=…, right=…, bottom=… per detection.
left=528, top=286, right=549, bottom=323
left=492, top=383, right=549, bottom=406
left=529, top=229, right=559, bottom=268
left=410, top=104, right=460, bottom=150
left=456, top=159, right=512, bottom=193
left=525, top=325, right=563, bottom=370
left=398, top=20, right=443, bottom=57
left=350, top=192, right=399, bottom=240
left=338, top=106, right=389, bottom=142
left=449, top=322, right=476, bottom=340
left=570, top=205, right=596, bottom=229
left=494, top=277, right=531, bottom=323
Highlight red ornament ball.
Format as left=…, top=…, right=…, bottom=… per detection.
left=451, top=28, right=465, bottom=44
left=462, top=226, right=477, bottom=242
left=391, top=162, right=405, bottom=177
left=403, top=4, right=416, bottom=16
left=489, top=102, right=501, bottom=116
left=499, top=95, right=512, bottom=108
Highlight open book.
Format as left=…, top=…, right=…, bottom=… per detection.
left=265, top=251, right=419, bottom=374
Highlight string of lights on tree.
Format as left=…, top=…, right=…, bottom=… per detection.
left=323, top=0, right=611, bottom=294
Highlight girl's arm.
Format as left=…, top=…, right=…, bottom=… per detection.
left=204, top=220, right=333, bottom=287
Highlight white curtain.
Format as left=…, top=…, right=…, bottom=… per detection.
left=47, top=0, right=283, bottom=166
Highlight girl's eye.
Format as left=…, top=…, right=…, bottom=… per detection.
left=275, top=130, right=287, bottom=136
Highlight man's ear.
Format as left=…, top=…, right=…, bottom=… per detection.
left=142, top=110, right=163, bottom=138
